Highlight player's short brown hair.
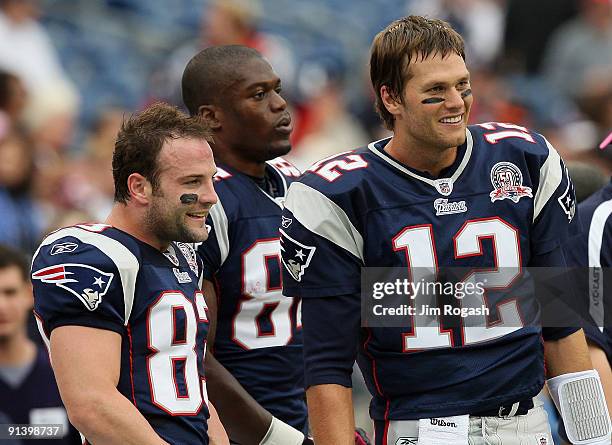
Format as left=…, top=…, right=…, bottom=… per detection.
left=112, top=102, right=212, bottom=203
left=370, top=15, right=466, bottom=130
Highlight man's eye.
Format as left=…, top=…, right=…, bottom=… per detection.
left=253, top=91, right=265, bottom=99
left=429, top=86, right=444, bottom=93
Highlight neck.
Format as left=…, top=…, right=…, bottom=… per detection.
left=213, top=145, right=267, bottom=178
left=106, top=204, right=167, bottom=251
left=0, top=331, right=36, bottom=366
left=385, top=135, right=458, bottom=178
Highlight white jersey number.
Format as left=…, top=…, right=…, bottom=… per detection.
left=147, top=291, right=206, bottom=414
left=233, top=238, right=295, bottom=350
left=392, top=217, right=523, bottom=351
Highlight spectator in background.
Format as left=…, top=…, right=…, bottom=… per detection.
left=287, top=57, right=368, bottom=171
left=408, top=0, right=506, bottom=69
left=22, top=80, right=80, bottom=230
left=0, top=70, right=27, bottom=124
left=542, top=0, right=612, bottom=103
left=58, top=108, right=125, bottom=221
left=542, top=0, right=612, bottom=172
left=22, top=79, right=78, bottom=157
left=152, top=0, right=295, bottom=106
left=0, top=244, right=80, bottom=444
left=0, top=0, right=78, bottom=108
left=0, top=127, right=45, bottom=253
left=502, top=0, right=578, bottom=75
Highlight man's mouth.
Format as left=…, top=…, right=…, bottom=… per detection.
left=275, top=115, right=293, bottom=134
left=186, top=211, right=207, bottom=221
left=439, top=114, right=463, bottom=124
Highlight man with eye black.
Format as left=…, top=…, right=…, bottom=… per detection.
left=280, top=16, right=610, bottom=445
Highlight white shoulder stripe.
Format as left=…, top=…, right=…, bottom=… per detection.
left=533, top=137, right=562, bottom=222
left=34, top=227, right=139, bottom=325
left=588, top=198, right=612, bottom=330
left=284, top=182, right=364, bottom=261
left=209, top=199, right=230, bottom=266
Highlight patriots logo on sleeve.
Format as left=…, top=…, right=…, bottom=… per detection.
left=557, top=165, right=576, bottom=221
left=32, top=264, right=114, bottom=311
left=280, top=229, right=316, bottom=282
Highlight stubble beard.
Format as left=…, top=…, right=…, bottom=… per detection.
left=146, top=198, right=205, bottom=246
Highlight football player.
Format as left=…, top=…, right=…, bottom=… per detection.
left=31, top=103, right=227, bottom=444
left=182, top=45, right=309, bottom=445
left=563, top=176, right=612, bottom=415
left=280, top=16, right=611, bottom=445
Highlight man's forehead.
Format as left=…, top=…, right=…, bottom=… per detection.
left=0, top=266, right=27, bottom=284
left=158, top=138, right=214, bottom=170
left=226, top=58, right=277, bottom=90
left=406, top=53, right=468, bottom=82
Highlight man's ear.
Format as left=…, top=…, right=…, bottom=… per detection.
left=198, top=105, right=221, bottom=130
left=380, top=85, right=404, bottom=117
left=127, top=173, right=152, bottom=205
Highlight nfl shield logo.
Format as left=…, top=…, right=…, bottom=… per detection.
left=433, top=178, right=453, bottom=196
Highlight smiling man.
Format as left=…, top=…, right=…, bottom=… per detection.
left=31, top=103, right=225, bottom=445
left=280, top=16, right=610, bottom=445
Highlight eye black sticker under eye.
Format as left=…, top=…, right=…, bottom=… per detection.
left=421, top=97, right=445, bottom=104
left=180, top=193, right=198, bottom=204
left=461, top=88, right=472, bottom=98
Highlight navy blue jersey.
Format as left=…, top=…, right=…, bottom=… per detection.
left=31, top=224, right=211, bottom=445
left=198, top=158, right=307, bottom=432
left=281, top=123, right=576, bottom=420
left=564, top=179, right=612, bottom=360
left=0, top=346, right=81, bottom=445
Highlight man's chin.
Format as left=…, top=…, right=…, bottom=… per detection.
left=267, top=141, right=292, bottom=159
left=181, top=228, right=209, bottom=243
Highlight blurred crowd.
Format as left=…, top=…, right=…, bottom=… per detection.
left=0, top=0, right=610, bottom=256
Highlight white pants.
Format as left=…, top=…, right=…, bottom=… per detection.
left=376, top=400, right=554, bottom=445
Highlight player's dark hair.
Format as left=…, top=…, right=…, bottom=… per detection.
left=112, top=102, right=212, bottom=203
left=370, top=15, right=466, bottom=130
left=0, top=243, right=29, bottom=281
left=182, top=45, right=263, bottom=116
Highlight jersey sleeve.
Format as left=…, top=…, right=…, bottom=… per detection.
left=198, top=200, right=229, bottom=280
left=280, top=182, right=363, bottom=298
left=31, top=228, right=139, bottom=336
left=280, top=181, right=362, bottom=387
left=301, top=294, right=361, bottom=388
left=530, top=138, right=578, bottom=256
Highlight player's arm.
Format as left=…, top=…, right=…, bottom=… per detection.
left=301, top=293, right=361, bottom=445
left=202, top=279, right=308, bottom=445
left=307, top=385, right=354, bottom=444
left=50, top=325, right=168, bottom=445
left=544, top=329, right=593, bottom=376
left=207, top=402, right=230, bottom=445
left=279, top=181, right=364, bottom=445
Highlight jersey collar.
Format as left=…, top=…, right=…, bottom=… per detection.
left=367, top=128, right=473, bottom=196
